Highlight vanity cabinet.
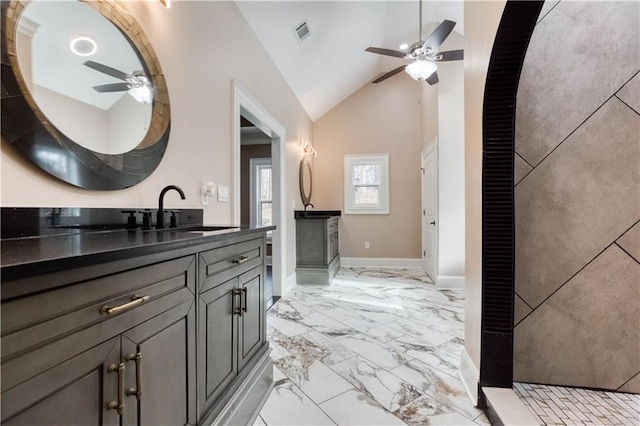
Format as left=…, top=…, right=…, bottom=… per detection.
left=1, top=255, right=197, bottom=425
left=1, top=229, right=273, bottom=426
left=197, top=235, right=266, bottom=422
left=295, top=212, right=341, bottom=284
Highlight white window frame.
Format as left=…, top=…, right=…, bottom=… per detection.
left=344, top=153, right=389, bottom=215
left=249, top=158, right=272, bottom=230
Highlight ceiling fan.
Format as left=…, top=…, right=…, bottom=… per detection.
left=365, top=1, right=463, bottom=85
left=84, top=60, right=152, bottom=104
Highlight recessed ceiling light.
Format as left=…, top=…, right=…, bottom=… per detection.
left=69, top=35, right=97, bottom=57
left=399, top=43, right=409, bottom=50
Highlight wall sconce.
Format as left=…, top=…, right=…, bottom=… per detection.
left=159, top=0, right=171, bottom=9
left=303, top=141, right=318, bottom=158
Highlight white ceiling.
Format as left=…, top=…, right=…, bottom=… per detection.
left=236, top=0, right=463, bottom=121
left=20, top=0, right=143, bottom=110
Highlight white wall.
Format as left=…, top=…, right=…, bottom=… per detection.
left=1, top=1, right=313, bottom=283
left=463, top=0, right=507, bottom=402
left=436, top=32, right=465, bottom=287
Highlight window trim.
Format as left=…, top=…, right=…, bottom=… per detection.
left=249, top=157, right=272, bottom=228
left=344, top=153, right=390, bottom=215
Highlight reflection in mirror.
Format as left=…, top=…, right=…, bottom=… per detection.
left=1, top=0, right=171, bottom=190
left=299, top=157, right=313, bottom=207
left=16, top=0, right=151, bottom=155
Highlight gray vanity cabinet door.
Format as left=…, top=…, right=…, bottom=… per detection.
left=238, top=266, right=265, bottom=371
left=198, top=278, right=239, bottom=417
left=1, top=337, right=121, bottom=426
left=121, top=299, right=196, bottom=426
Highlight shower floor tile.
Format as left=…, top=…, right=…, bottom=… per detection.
left=514, top=382, right=640, bottom=425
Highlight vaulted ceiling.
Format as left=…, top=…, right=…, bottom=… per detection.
left=236, top=1, right=464, bottom=121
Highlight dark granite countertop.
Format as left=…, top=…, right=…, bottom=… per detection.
left=1, top=224, right=275, bottom=282
left=294, top=210, right=341, bottom=219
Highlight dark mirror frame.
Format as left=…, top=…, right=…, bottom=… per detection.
left=299, top=156, right=313, bottom=207
left=1, top=0, right=171, bottom=190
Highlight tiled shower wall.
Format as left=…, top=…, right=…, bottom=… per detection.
left=513, top=1, right=640, bottom=393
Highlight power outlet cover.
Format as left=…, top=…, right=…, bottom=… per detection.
left=218, top=186, right=229, bottom=202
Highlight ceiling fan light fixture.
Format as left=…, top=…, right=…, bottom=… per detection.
left=405, top=59, right=437, bottom=81
left=128, top=84, right=152, bottom=104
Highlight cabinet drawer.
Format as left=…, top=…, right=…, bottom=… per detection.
left=1, top=255, right=196, bottom=361
left=199, top=237, right=263, bottom=293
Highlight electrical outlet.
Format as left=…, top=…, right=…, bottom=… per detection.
left=218, top=186, right=229, bottom=202
left=365, top=241, right=370, bottom=249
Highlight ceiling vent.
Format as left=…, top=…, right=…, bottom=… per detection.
left=294, top=20, right=311, bottom=43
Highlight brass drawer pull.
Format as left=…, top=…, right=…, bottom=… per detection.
left=126, top=352, right=142, bottom=400
left=232, top=288, right=242, bottom=315
left=241, top=287, right=248, bottom=313
left=232, top=255, right=249, bottom=264
left=107, top=363, right=126, bottom=414
left=101, top=295, right=149, bottom=316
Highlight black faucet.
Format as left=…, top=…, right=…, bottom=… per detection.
left=157, top=185, right=185, bottom=229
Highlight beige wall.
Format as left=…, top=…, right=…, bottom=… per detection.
left=0, top=1, right=313, bottom=281
left=420, top=77, right=438, bottom=148
left=463, top=0, right=506, bottom=375
left=313, top=75, right=421, bottom=259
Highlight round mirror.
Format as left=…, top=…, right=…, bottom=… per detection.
left=1, top=0, right=170, bottom=190
left=299, top=157, right=313, bottom=206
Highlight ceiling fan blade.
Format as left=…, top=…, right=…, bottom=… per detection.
left=84, top=60, right=131, bottom=81
left=426, top=71, right=439, bottom=86
left=437, top=50, right=464, bottom=61
left=365, top=47, right=407, bottom=59
left=424, top=20, right=456, bottom=52
left=92, top=83, right=131, bottom=93
left=372, top=65, right=407, bottom=84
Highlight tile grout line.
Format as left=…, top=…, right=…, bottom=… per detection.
left=613, top=94, right=640, bottom=117
left=613, top=242, right=640, bottom=266
left=522, top=69, right=640, bottom=173
left=615, top=371, right=640, bottom=392
left=536, top=0, right=562, bottom=26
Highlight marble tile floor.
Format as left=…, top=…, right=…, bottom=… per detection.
left=256, top=267, right=489, bottom=425
left=514, top=382, right=640, bottom=426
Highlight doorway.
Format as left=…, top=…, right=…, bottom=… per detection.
left=232, top=81, right=286, bottom=308
left=422, top=143, right=438, bottom=282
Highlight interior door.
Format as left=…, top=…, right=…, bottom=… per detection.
left=422, top=147, right=438, bottom=281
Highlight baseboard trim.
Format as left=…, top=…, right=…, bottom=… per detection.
left=283, top=272, right=297, bottom=296
left=437, top=275, right=465, bottom=289
left=460, top=348, right=479, bottom=407
left=340, top=257, right=422, bottom=268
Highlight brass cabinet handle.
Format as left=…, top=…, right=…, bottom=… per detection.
left=232, top=255, right=249, bottom=264
left=126, top=352, right=142, bottom=400
left=232, top=288, right=242, bottom=315
left=107, top=363, right=126, bottom=415
left=101, top=295, right=149, bottom=316
left=241, top=287, right=248, bottom=313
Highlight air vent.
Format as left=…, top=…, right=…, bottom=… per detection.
left=294, top=20, right=310, bottom=43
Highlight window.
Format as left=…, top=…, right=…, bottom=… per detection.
left=344, top=154, right=389, bottom=214
left=250, top=158, right=272, bottom=234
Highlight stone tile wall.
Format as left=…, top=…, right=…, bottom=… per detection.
left=513, top=0, right=640, bottom=393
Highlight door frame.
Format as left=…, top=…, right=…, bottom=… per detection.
left=232, top=80, right=286, bottom=296
left=421, top=139, right=438, bottom=283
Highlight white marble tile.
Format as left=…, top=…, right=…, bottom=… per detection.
left=319, top=389, right=407, bottom=426
left=386, top=318, right=456, bottom=346
left=338, top=315, right=405, bottom=342
left=331, top=356, right=422, bottom=412
left=260, top=380, right=336, bottom=425
left=387, top=336, right=460, bottom=376
left=274, top=356, right=353, bottom=404
left=389, top=359, right=484, bottom=420
left=395, top=394, right=479, bottom=425
left=337, top=333, right=411, bottom=369
left=267, top=314, right=312, bottom=337
left=297, top=330, right=357, bottom=366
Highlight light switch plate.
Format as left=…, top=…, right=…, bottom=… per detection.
left=218, top=186, right=229, bottom=202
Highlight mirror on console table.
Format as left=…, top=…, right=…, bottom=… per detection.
left=1, top=0, right=170, bottom=190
